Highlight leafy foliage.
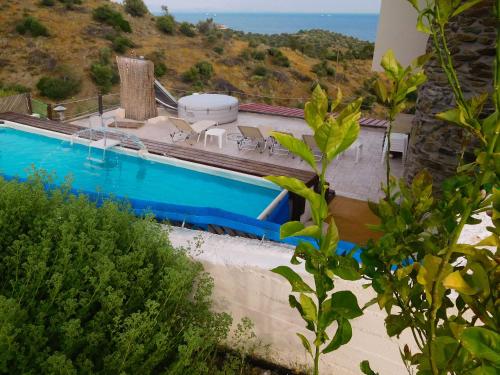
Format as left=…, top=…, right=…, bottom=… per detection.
left=110, top=35, right=135, bottom=54
left=361, top=1, right=500, bottom=374
left=311, top=60, right=336, bottom=77
left=179, top=22, right=196, bottom=37
left=16, top=16, right=49, bottom=37
left=156, top=14, right=176, bottom=35
left=182, top=61, right=214, bottom=85
left=123, top=0, right=149, bottom=17
left=236, top=29, right=374, bottom=61
left=92, top=5, right=131, bottom=33
left=36, top=68, right=81, bottom=100
left=0, top=175, right=233, bottom=374
left=266, top=85, right=363, bottom=375
left=267, top=47, right=290, bottom=67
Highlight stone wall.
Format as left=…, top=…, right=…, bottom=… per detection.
left=404, top=0, right=495, bottom=186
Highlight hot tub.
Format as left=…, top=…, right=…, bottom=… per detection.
left=178, top=94, right=238, bottom=124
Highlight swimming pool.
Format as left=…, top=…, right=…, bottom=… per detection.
left=0, top=124, right=282, bottom=219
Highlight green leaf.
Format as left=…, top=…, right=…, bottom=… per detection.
left=360, top=360, right=380, bottom=375
left=373, top=78, right=388, bottom=103
left=332, top=256, right=361, bottom=281
left=385, top=314, right=411, bottom=337
left=265, top=175, right=326, bottom=223
left=304, top=85, right=328, bottom=131
left=296, top=333, right=313, bottom=357
left=271, top=266, right=313, bottom=293
left=327, top=290, right=363, bottom=319
left=416, top=254, right=452, bottom=306
left=280, top=221, right=305, bottom=239
left=322, top=318, right=352, bottom=353
left=380, top=49, right=400, bottom=78
left=320, top=221, right=339, bottom=255
left=300, top=293, right=317, bottom=322
left=451, top=0, right=483, bottom=17
left=442, top=271, right=477, bottom=295
left=416, top=11, right=431, bottom=34
left=468, top=364, right=498, bottom=375
left=331, top=87, right=343, bottom=111
left=271, top=132, right=318, bottom=172
left=461, top=327, right=500, bottom=365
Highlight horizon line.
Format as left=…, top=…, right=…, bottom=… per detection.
left=154, top=10, right=380, bottom=15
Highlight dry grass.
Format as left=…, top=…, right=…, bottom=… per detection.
left=0, top=0, right=381, bottom=117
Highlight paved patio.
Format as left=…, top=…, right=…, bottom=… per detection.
left=72, top=109, right=404, bottom=202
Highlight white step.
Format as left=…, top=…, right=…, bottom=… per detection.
left=89, top=138, right=120, bottom=150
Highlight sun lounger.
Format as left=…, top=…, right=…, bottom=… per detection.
left=302, top=134, right=323, bottom=161
left=169, top=117, right=217, bottom=144
left=268, top=131, right=294, bottom=156
left=237, top=125, right=269, bottom=153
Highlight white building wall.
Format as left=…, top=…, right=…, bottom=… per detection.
left=372, top=0, right=429, bottom=71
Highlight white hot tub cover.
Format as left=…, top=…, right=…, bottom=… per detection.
left=178, top=94, right=239, bottom=124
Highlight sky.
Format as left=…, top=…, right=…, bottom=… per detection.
left=141, top=0, right=382, bottom=13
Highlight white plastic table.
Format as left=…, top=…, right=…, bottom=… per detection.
left=204, top=128, right=227, bottom=149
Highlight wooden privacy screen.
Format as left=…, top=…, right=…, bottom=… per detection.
left=116, top=57, right=157, bottom=121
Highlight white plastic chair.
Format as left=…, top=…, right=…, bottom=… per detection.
left=381, top=132, right=409, bottom=163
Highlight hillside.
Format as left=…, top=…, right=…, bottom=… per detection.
left=0, top=0, right=383, bottom=115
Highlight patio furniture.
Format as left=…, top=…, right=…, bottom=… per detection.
left=204, top=128, right=227, bottom=149
left=339, top=140, right=363, bottom=163
left=237, top=125, right=269, bottom=153
left=268, top=131, right=294, bottom=156
left=302, top=134, right=323, bottom=161
left=169, top=117, right=217, bottom=144
left=381, top=132, right=409, bottom=163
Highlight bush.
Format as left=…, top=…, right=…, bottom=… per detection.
left=213, top=46, right=224, bottom=55
left=311, top=60, right=335, bottom=77
left=16, top=16, right=49, bottom=37
left=123, top=0, right=148, bottom=17
left=197, top=18, right=215, bottom=34
left=111, top=35, right=134, bottom=54
left=90, top=63, right=119, bottom=93
left=182, top=61, right=213, bottom=84
left=146, top=51, right=168, bottom=77
left=36, top=70, right=81, bottom=100
left=0, top=82, right=30, bottom=98
left=267, top=48, right=290, bottom=67
left=156, top=14, right=175, bottom=34
left=252, top=66, right=268, bottom=77
left=0, top=175, right=233, bottom=374
left=58, top=0, right=82, bottom=9
left=179, top=22, right=196, bottom=37
left=93, top=5, right=132, bottom=33
left=40, top=0, right=55, bottom=6
left=251, top=50, right=266, bottom=61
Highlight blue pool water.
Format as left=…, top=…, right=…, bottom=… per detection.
left=0, top=128, right=281, bottom=218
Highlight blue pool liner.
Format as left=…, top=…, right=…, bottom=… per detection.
left=1, top=174, right=357, bottom=256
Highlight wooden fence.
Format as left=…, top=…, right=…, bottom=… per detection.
left=0, top=93, right=31, bottom=115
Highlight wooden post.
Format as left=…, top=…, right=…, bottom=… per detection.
left=98, top=93, right=103, bottom=115
left=47, top=104, right=53, bottom=120
left=26, top=92, right=33, bottom=114
left=116, top=57, right=157, bottom=121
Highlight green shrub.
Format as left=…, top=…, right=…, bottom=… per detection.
left=156, top=14, right=175, bottom=34
left=0, top=175, right=232, bottom=374
left=145, top=51, right=167, bottom=77
left=58, top=0, right=82, bottom=9
left=40, top=0, right=55, bottom=6
left=36, top=71, right=81, bottom=100
left=0, top=81, right=30, bottom=97
left=111, top=35, right=134, bottom=54
left=197, top=18, right=215, bottom=34
left=16, top=16, right=49, bottom=37
left=213, top=46, right=224, bottom=55
left=93, top=5, right=131, bottom=33
left=251, top=50, right=266, bottom=61
left=311, top=60, right=335, bottom=77
left=252, top=66, right=268, bottom=77
left=182, top=61, right=213, bottom=85
left=90, top=63, right=119, bottom=93
left=179, top=22, right=196, bottom=37
left=123, top=0, right=148, bottom=17
left=267, top=48, right=290, bottom=67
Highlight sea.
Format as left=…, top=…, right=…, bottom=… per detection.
left=167, top=13, right=379, bottom=42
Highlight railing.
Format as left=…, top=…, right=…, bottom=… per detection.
left=55, top=93, right=120, bottom=121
